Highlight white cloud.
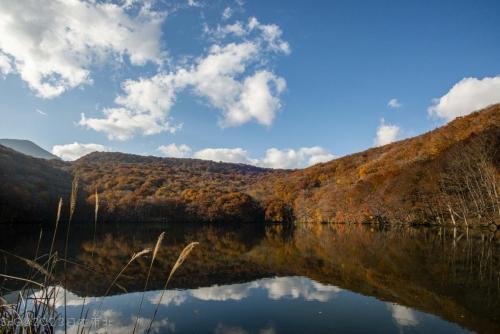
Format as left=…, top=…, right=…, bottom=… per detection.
left=222, top=70, right=286, bottom=127
left=52, top=142, right=109, bottom=161
left=387, top=303, right=419, bottom=327
left=79, top=73, right=181, bottom=140
left=175, top=42, right=287, bottom=128
left=193, top=147, right=255, bottom=164
left=187, top=0, right=202, bottom=7
left=0, top=0, right=165, bottom=98
left=0, top=52, right=12, bottom=75
left=373, top=119, right=400, bottom=147
left=222, top=7, right=233, bottom=20
left=259, top=147, right=335, bottom=169
left=158, top=143, right=192, bottom=158
left=82, top=17, right=290, bottom=139
left=387, top=98, right=402, bottom=109
left=208, top=17, right=291, bottom=55
left=428, top=76, right=500, bottom=121
left=35, top=109, right=47, bottom=116
left=166, top=144, right=335, bottom=168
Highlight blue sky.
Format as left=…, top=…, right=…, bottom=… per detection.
left=1, top=0, right=499, bottom=168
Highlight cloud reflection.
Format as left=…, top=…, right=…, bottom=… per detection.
left=148, top=276, right=342, bottom=306
left=387, top=303, right=419, bottom=327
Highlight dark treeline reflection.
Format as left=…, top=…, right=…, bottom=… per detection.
left=1, top=223, right=499, bottom=333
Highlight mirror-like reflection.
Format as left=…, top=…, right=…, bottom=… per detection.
left=1, top=223, right=499, bottom=333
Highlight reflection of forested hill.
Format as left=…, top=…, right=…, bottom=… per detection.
left=71, top=225, right=500, bottom=334
left=2, top=224, right=498, bottom=333
left=0, top=105, right=498, bottom=224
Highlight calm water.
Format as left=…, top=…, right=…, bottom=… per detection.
left=1, top=223, right=499, bottom=333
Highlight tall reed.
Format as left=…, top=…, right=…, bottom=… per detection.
left=132, top=232, right=165, bottom=334
left=64, top=175, right=79, bottom=334
left=146, top=242, right=199, bottom=334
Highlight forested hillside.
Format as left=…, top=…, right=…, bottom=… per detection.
left=0, top=105, right=498, bottom=225
left=0, top=146, right=71, bottom=224
left=251, top=104, right=500, bottom=224
left=72, top=152, right=288, bottom=223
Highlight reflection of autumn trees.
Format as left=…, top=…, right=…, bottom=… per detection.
left=63, top=225, right=272, bottom=295
left=251, top=224, right=500, bottom=334
left=52, top=223, right=500, bottom=333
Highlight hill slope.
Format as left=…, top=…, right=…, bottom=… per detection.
left=72, top=152, right=287, bottom=223
left=0, top=139, right=60, bottom=160
left=0, top=145, right=71, bottom=223
left=250, top=104, right=500, bottom=224
left=0, top=105, right=498, bottom=225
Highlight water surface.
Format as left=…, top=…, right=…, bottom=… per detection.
left=1, top=223, right=498, bottom=333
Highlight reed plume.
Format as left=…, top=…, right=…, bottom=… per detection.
left=64, top=175, right=79, bottom=334
left=94, top=188, right=99, bottom=225
left=103, top=248, right=152, bottom=297
left=132, top=232, right=165, bottom=334
left=85, top=248, right=151, bottom=334
left=147, top=242, right=198, bottom=334
left=49, top=198, right=63, bottom=259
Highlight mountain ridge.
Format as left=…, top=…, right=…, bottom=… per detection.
left=0, top=138, right=60, bottom=160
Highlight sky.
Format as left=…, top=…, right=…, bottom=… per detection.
left=1, top=0, right=500, bottom=168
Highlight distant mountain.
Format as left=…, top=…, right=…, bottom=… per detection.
left=0, top=139, right=60, bottom=160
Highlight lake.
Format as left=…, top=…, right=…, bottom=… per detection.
left=1, top=222, right=498, bottom=333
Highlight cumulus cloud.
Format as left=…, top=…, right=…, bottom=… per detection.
left=193, top=147, right=255, bottom=164
left=82, top=16, right=289, bottom=139
left=428, top=76, right=500, bottom=121
left=373, top=119, right=400, bottom=147
left=158, top=143, right=192, bottom=158
left=0, top=0, right=164, bottom=98
left=79, top=73, right=181, bottom=140
left=187, top=0, right=202, bottom=7
left=160, top=144, right=335, bottom=168
left=208, top=17, right=291, bottom=55
left=0, top=52, right=12, bottom=76
left=222, top=7, right=233, bottom=20
left=259, top=147, right=335, bottom=169
left=387, top=98, right=402, bottom=109
left=52, top=142, right=109, bottom=161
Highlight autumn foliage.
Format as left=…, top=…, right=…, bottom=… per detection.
left=0, top=105, right=498, bottom=225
